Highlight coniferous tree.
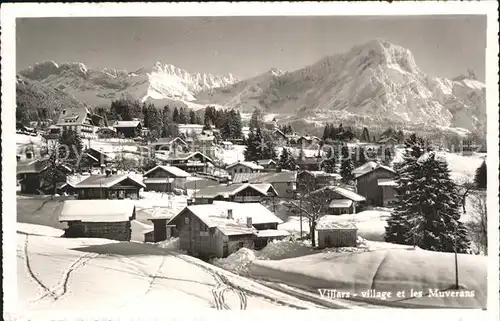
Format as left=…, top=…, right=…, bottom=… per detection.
left=58, top=128, right=83, bottom=166
left=189, top=110, right=197, bottom=124
left=361, top=127, right=370, bottom=142
left=244, top=129, right=263, bottom=162
left=145, top=103, right=162, bottom=137
left=340, top=144, right=354, bottom=183
left=178, top=107, right=187, bottom=124
left=261, top=130, right=277, bottom=160
left=278, top=148, right=296, bottom=170
left=172, top=107, right=180, bottom=123
left=249, top=108, right=263, bottom=130
left=322, top=145, right=336, bottom=173
left=16, top=103, right=30, bottom=125
left=474, top=160, right=487, bottom=189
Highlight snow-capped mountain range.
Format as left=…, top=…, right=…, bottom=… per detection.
left=18, top=39, right=485, bottom=133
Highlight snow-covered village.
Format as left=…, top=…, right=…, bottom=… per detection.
left=5, top=8, right=497, bottom=316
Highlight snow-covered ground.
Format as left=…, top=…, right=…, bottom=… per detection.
left=16, top=222, right=337, bottom=314
left=214, top=144, right=246, bottom=165
left=16, top=133, right=46, bottom=146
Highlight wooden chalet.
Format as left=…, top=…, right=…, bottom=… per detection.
left=226, top=161, right=264, bottom=177
left=113, top=120, right=142, bottom=138
left=16, top=159, right=72, bottom=195
left=192, top=183, right=277, bottom=204
left=149, top=137, right=189, bottom=153
left=232, top=170, right=297, bottom=199
left=354, top=164, right=397, bottom=206
left=295, top=156, right=324, bottom=171
left=256, top=159, right=277, bottom=171
left=72, top=173, right=145, bottom=200
left=167, top=201, right=284, bottom=258
left=157, top=151, right=213, bottom=174
left=143, top=165, right=191, bottom=192
left=55, top=107, right=104, bottom=139
left=310, top=185, right=366, bottom=215
left=271, top=129, right=287, bottom=144
left=59, top=200, right=135, bottom=241
left=297, top=170, right=341, bottom=193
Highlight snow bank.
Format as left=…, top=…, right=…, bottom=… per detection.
left=17, top=222, right=64, bottom=237
left=259, top=239, right=315, bottom=260
left=157, top=237, right=180, bottom=250
left=212, top=248, right=258, bottom=275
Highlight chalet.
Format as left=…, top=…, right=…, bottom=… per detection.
left=297, top=170, right=341, bottom=193
left=232, top=170, right=297, bottom=199
left=143, top=165, right=191, bottom=192
left=354, top=164, right=397, bottom=206
left=113, top=120, right=142, bottom=138
left=81, top=147, right=113, bottom=167
left=157, top=151, right=213, bottom=174
left=167, top=201, right=284, bottom=258
left=56, top=107, right=103, bottom=139
left=241, top=126, right=251, bottom=139
left=286, top=133, right=301, bottom=146
left=310, top=185, right=366, bottom=215
left=177, top=124, right=205, bottom=136
left=226, top=161, right=264, bottom=176
left=316, top=219, right=358, bottom=248
left=59, top=200, right=135, bottom=241
left=192, top=183, right=277, bottom=204
left=271, top=129, right=287, bottom=143
left=295, top=156, right=323, bottom=171
left=256, top=159, right=277, bottom=171
left=352, top=161, right=379, bottom=177
left=377, top=136, right=399, bottom=145
left=221, top=141, right=234, bottom=150
left=298, top=135, right=320, bottom=147
left=72, top=173, right=145, bottom=200
left=16, top=159, right=72, bottom=194
left=149, top=137, right=189, bottom=153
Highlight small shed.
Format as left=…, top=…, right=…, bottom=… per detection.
left=316, top=219, right=358, bottom=248
left=59, top=199, right=136, bottom=241
left=253, top=229, right=290, bottom=250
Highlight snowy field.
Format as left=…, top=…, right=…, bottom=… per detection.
left=214, top=144, right=246, bottom=165
left=16, top=222, right=343, bottom=314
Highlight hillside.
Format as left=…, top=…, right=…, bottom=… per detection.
left=16, top=75, right=88, bottom=121
left=196, top=40, right=486, bottom=134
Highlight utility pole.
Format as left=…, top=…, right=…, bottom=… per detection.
left=454, top=224, right=459, bottom=289
left=299, top=193, right=303, bottom=240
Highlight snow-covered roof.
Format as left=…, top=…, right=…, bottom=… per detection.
left=144, top=177, right=175, bottom=184
left=353, top=161, right=379, bottom=176
left=113, top=121, right=141, bottom=128
left=74, top=174, right=145, bottom=189
left=311, top=186, right=366, bottom=202
left=329, top=199, right=353, bottom=208
left=316, top=216, right=358, bottom=230
left=217, top=224, right=255, bottom=236
left=354, top=164, right=396, bottom=179
left=143, top=165, right=191, bottom=178
left=170, top=201, right=282, bottom=228
left=300, top=170, right=340, bottom=179
left=194, top=183, right=275, bottom=199
left=226, top=161, right=264, bottom=170
left=166, top=151, right=213, bottom=163
left=59, top=200, right=135, bottom=222
left=150, top=137, right=187, bottom=146
left=254, top=229, right=290, bottom=238
left=222, top=141, right=233, bottom=145
left=233, top=170, right=297, bottom=184
left=377, top=178, right=398, bottom=187
left=257, top=159, right=276, bottom=166
left=56, top=107, right=90, bottom=126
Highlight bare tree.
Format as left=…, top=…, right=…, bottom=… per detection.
left=456, top=179, right=475, bottom=215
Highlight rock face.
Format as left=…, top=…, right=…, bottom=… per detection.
left=19, top=61, right=238, bottom=106
left=196, top=39, right=486, bottom=133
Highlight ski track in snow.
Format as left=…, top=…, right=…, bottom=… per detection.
left=23, top=235, right=57, bottom=300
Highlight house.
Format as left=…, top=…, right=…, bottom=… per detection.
left=157, top=151, right=213, bottom=174
left=232, top=170, right=297, bottom=199
left=96, top=127, right=117, bottom=139
left=177, top=124, right=205, bottom=136
left=149, top=137, right=189, bottom=153
left=185, top=177, right=220, bottom=191
left=143, top=165, right=191, bottom=192
left=241, top=126, right=251, bottom=139
left=316, top=219, right=358, bottom=248
left=298, top=135, right=320, bottom=148
left=167, top=201, right=283, bottom=258
left=354, top=164, right=397, bottom=206
left=297, top=170, right=341, bottom=193
left=72, top=172, right=145, bottom=200
left=352, top=161, right=379, bottom=177
left=271, top=129, right=287, bottom=144
left=295, top=156, right=324, bottom=171
left=59, top=199, right=136, bottom=241
left=256, top=159, right=277, bottom=171
left=113, top=120, right=142, bottom=138
left=55, top=107, right=103, bottom=139
left=81, top=147, right=113, bottom=167
left=377, top=136, right=399, bottom=145
left=16, top=159, right=72, bottom=194
left=226, top=161, right=264, bottom=177
left=192, top=183, right=277, bottom=204
left=221, top=141, right=234, bottom=150
left=310, top=185, right=366, bottom=215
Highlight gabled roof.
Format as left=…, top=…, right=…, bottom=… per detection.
left=329, top=199, right=353, bottom=208
left=168, top=201, right=282, bottom=228
left=272, top=128, right=286, bottom=137
left=113, top=121, right=141, bottom=128
left=233, top=171, right=297, bottom=184
left=377, top=136, right=399, bottom=144
left=311, top=185, right=366, bottom=202
left=353, top=161, right=379, bottom=176
left=354, top=164, right=396, bottom=180
left=56, top=107, right=91, bottom=126
left=74, top=174, right=145, bottom=189
left=299, top=170, right=341, bottom=180
left=226, top=161, right=264, bottom=171
left=143, top=165, right=191, bottom=178
left=166, top=151, right=213, bottom=163
left=257, top=159, right=276, bottom=166
left=59, top=200, right=135, bottom=222
left=150, top=137, right=188, bottom=146
left=17, top=159, right=72, bottom=175
left=194, top=183, right=274, bottom=199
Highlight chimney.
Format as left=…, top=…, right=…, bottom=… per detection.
left=227, top=209, right=233, bottom=220
left=246, top=217, right=252, bottom=228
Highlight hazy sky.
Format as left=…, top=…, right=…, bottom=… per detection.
left=16, top=16, right=486, bottom=81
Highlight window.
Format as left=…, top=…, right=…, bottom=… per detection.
left=200, top=223, right=208, bottom=232
left=239, top=168, right=243, bottom=173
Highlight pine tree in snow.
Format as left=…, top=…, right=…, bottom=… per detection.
left=474, top=160, right=487, bottom=189
left=386, top=151, right=470, bottom=253
left=278, top=148, right=296, bottom=170
left=339, top=145, right=354, bottom=183
left=244, top=128, right=264, bottom=162
left=322, top=145, right=336, bottom=173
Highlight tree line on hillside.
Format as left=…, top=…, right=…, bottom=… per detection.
left=203, top=106, right=243, bottom=140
